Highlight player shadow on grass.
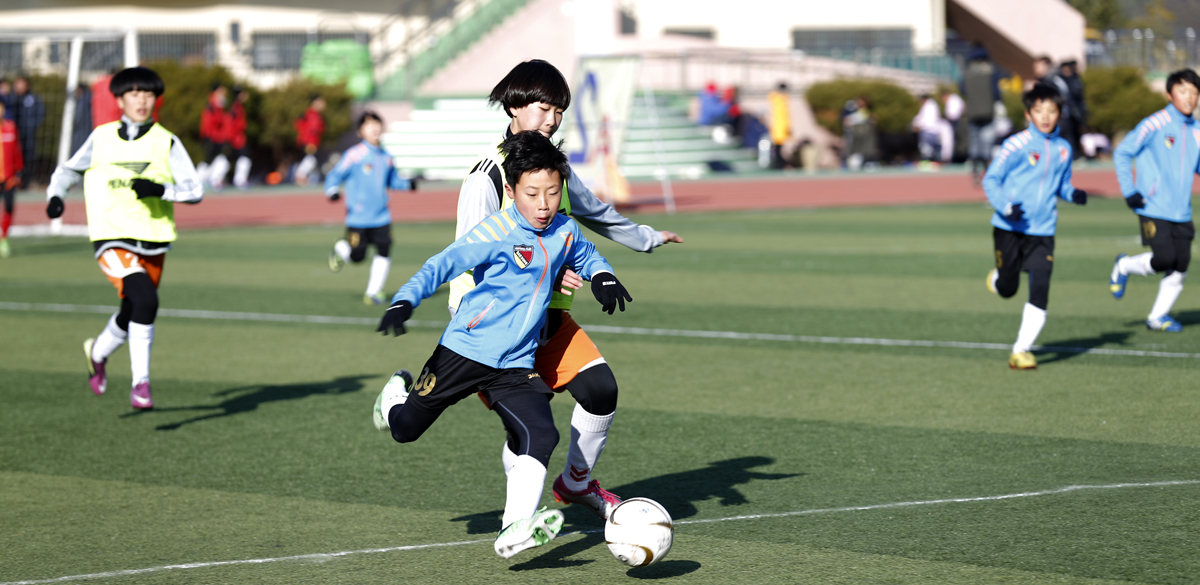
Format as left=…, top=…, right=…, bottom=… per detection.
left=474, top=456, right=797, bottom=571
left=1169, top=310, right=1200, bottom=326
left=120, top=375, right=376, bottom=430
left=1034, top=331, right=1135, bottom=365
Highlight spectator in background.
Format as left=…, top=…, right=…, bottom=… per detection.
left=1033, top=56, right=1077, bottom=155
left=91, top=69, right=122, bottom=127
left=940, top=87, right=965, bottom=161
left=767, top=82, right=791, bottom=169
left=843, top=95, right=878, bottom=171
left=197, top=84, right=230, bottom=189
left=12, top=76, right=43, bottom=183
left=294, top=94, right=326, bottom=185
left=1079, top=127, right=1110, bottom=160
left=0, top=79, right=13, bottom=120
left=0, top=99, right=22, bottom=259
left=697, top=82, right=727, bottom=126
left=71, top=84, right=93, bottom=156
left=912, top=93, right=952, bottom=165
left=228, top=87, right=252, bottom=189
left=721, top=85, right=745, bottom=139
left=1061, top=60, right=1087, bottom=159
left=963, top=45, right=1001, bottom=184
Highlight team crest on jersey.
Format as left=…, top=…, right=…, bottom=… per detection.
left=362, top=163, right=373, bottom=174
left=1165, top=135, right=1176, bottom=149
left=1028, top=151, right=1040, bottom=166
left=513, top=244, right=533, bottom=269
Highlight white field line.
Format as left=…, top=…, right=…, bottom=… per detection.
left=3, top=302, right=1200, bottom=359
left=2, top=480, right=1196, bottom=585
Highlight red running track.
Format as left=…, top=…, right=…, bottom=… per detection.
left=12, top=167, right=1124, bottom=230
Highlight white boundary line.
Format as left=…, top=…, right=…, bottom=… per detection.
left=2, top=480, right=1195, bottom=585
left=3, top=302, right=1200, bottom=359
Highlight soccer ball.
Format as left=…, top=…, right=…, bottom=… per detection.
left=604, top=497, right=673, bottom=567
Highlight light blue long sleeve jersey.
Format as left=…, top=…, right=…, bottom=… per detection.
left=324, top=141, right=413, bottom=228
left=983, top=125, right=1078, bottom=236
left=1113, top=103, right=1200, bottom=223
left=393, top=205, right=614, bottom=369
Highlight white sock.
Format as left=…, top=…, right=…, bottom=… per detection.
left=233, top=156, right=252, bottom=187
left=127, top=322, right=154, bottom=385
left=562, top=403, right=615, bottom=492
left=1149, top=271, right=1186, bottom=320
left=1118, top=252, right=1155, bottom=278
left=366, top=255, right=391, bottom=296
left=334, top=239, right=351, bottom=263
left=296, top=154, right=318, bottom=180
left=1012, top=302, right=1046, bottom=354
left=501, top=441, right=519, bottom=476
left=502, top=455, right=547, bottom=529
left=92, top=314, right=128, bottom=361
left=209, top=154, right=230, bottom=187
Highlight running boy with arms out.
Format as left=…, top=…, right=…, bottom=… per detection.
left=983, top=82, right=1087, bottom=370
left=371, top=131, right=633, bottom=559
left=46, top=66, right=203, bottom=408
left=1108, top=68, right=1200, bottom=332
left=324, top=111, right=416, bottom=305
left=451, top=60, right=682, bottom=521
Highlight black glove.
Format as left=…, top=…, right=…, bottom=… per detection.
left=1126, top=193, right=1146, bottom=210
left=1072, top=189, right=1087, bottom=205
left=328, top=191, right=341, bottom=202
left=1004, top=202, right=1024, bottom=222
left=130, top=178, right=165, bottom=200
left=377, top=300, right=412, bottom=336
left=408, top=176, right=419, bottom=192
left=46, top=196, right=64, bottom=219
left=590, top=272, right=632, bottom=315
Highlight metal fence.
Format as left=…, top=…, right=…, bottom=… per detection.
left=1087, top=27, right=1200, bottom=71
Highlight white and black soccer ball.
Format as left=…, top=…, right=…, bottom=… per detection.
left=604, top=497, right=673, bottom=567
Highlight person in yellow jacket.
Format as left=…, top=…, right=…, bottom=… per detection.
left=767, top=82, right=791, bottom=169
left=46, top=66, right=203, bottom=410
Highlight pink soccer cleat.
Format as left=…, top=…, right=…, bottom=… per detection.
left=552, top=475, right=622, bottom=520
left=83, top=338, right=107, bottom=395
left=130, top=381, right=154, bottom=410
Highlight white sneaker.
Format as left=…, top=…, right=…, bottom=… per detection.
left=373, top=370, right=412, bottom=431
left=494, top=507, right=564, bottom=559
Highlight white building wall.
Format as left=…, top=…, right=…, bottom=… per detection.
left=629, top=0, right=945, bottom=51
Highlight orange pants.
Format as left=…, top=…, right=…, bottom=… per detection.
left=535, top=311, right=604, bottom=391
left=97, top=249, right=164, bottom=297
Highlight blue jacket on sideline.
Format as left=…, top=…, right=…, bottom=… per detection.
left=1114, top=103, right=1200, bottom=223
left=393, top=206, right=614, bottom=369
left=984, top=126, right=1078, bottom=236
left=324, top=141, right=412, bottom=228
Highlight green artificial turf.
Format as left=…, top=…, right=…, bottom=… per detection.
left=1, top=196, right=1197, bottom=584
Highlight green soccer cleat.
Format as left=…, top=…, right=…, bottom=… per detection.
left=373, top=369, right=413, bottom=431
left=364, top=291, right=388, bottom=306
left=328, top=241, right=346, bottom=273
left=494, top=507, right=564, bottom=559
left=0, top=237, right=10, bottom=258
left=1009, top=352, right=1037, bottom=370
left=985, top=269, right=998, bottom=295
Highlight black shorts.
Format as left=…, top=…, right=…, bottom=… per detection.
left=1139, top=216, right=1195, bottom=246
left=347, top=225, right=392, bottom=254
left=993, top=228, right=1055, bottom=275
left=408, top=345, right=552, bottom=414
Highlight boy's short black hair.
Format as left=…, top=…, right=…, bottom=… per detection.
left=1166, top=69, right=1200, bottom=95
left=499, top=131, right=570, bottom=189
left=109, top=67, right=164, bottom=97
left=1022, top=82, right=1063, bottom=112
left=357, top=110, right=383, bottom=128
left=488, top=59, right=571, bottom=117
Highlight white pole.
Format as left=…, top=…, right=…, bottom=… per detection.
left=641, top=79, right=675, bottom=215
left=124, top=28, right=138, bottom=67
left=57, top=36, right=84, bottom=167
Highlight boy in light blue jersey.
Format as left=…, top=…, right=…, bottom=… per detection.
left=370, top=131, right=632, bottom=559
left=324, top=111, right=416, bottom=305
left=1109, top=69, right=1200, bottom=332
left=983, top=83, right=1087, bottom=369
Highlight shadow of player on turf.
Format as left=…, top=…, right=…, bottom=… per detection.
left=1034, top=331, right=1134, bottom=365
left=121, top=374, right=376, bottom=430
left=1170, top=310, right=1200, bottom=326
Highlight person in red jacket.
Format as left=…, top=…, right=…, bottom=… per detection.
left=0, top=99, right=24, bottom=258
left=228, top=87, right=252, bottom=188
left=293, top=94, right=325, bottom=185
left=197, top=84, right=231, bottom=189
